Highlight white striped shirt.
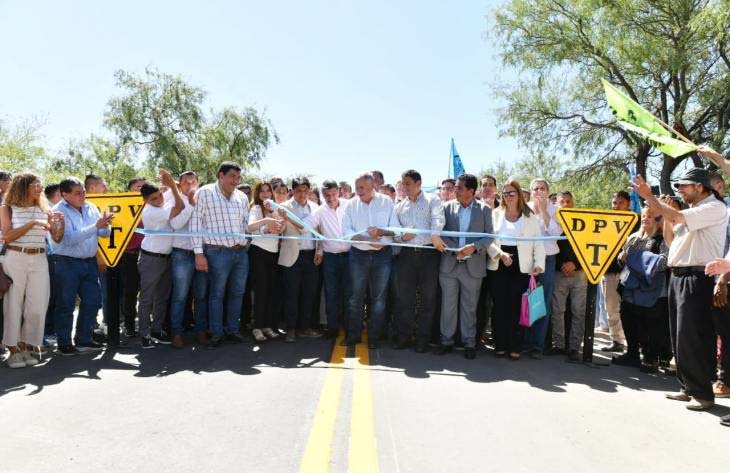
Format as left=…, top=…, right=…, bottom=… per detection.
left=9, top=205, right=48, bottom=248
left=190, top=183, right=249, bottom=254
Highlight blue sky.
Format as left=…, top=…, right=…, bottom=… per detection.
left=0, top=0, right=520, bottom=186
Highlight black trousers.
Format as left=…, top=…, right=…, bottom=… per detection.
left=668, top=272, right=717, bottom=401
left=394, top=247, right=440, bottom=344
left=712, top=304, right=730, bottom=385
left=249, top=245, right=278, bottom=329
left=491, top=245, right=530, bottom=353
left=620, top=298, right=672, bottom=364
left=284, top=250, right=318, bottom=331
left=119, top=251, right=140, bottom=332
left=476, top=276, right=493, bottom=340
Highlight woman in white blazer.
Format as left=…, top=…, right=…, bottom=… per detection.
left=486, top=178, right=546, bottom=360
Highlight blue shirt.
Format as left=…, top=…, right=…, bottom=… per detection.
left=51, top=199, right=111, bottom=258
left=457, top=202, right=473, bottom=248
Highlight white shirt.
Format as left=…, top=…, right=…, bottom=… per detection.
left=342, top=193, right=396, bottom=251
left=668, top=194, right=728, bottom=267
left=164, top=191, right=195, bottom=251
left=530, top=202, right=561, bottom=256
left=291, top=199, right=318, bottom=251
left=249, top=204, right=280, bottom=253
left=141, top=204, right=175, bottom=254
left=496, top=214, right=524, bottom=239
left=308, top=199, right=351, bottom=254
left=190, top=183, right=249, bottom=253
left=392, top=191, right=445, bottom=246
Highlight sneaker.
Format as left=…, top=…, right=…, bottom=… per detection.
left=6, top=352, right=26, bottom=368
left=225, top=333, right=246, bottom=344
left=721, top=414, right=730, bottom=427
left=252, top=329, right=267, bottom=342
left=140, top=337, right=156, bottom=350
left=713, top=381, right=730, bottom=398
left=612, top=353, right=641, bottom=367
left=57, top=345, right=79, bottom=356
left=665, top=391, right=691, bottom=402
left=21, top=350, right=39, bottom=366
left=298, top=328, right=323, bottom=338
left=285, top=332, right=297, bottom=343
left=686, top=398, right=715, bottom=411
left=207, top=336, right=225, bottom=349
left=262, top=328, right=279, bottom=339
left=601, top=342, right=626, bottom=353
left=76, top=341, right=104, bottom=353
left=150, top=331, right=171, bottom=345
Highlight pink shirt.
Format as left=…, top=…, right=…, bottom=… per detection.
left=308, top=199, right=351, bottom=254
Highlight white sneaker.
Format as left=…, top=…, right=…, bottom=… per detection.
left=21, top=350, right=39, bottom=366
left=252, top=329, right=266, bottom=342
left=262, top=328, right=279, bottom=339
left=7, top=352, right=26, bottom=368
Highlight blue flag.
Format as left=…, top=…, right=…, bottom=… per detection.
left=451, top=138, right=465, bottom=178
left=628, top=164, right=642, bottom=214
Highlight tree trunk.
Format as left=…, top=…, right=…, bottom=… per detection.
left=635, top=145, right=650, bottom=178
left=660, top=155, right=687, bottom=194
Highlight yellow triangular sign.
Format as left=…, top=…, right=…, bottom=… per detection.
left=556, top=208, right=639, bottom=285
left=86, top=193, right=145, bottom=267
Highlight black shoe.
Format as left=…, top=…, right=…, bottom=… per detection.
left=207, top=336, right=225, bottom=349
left=658, top=359, right=672, bottom=369
left=464, top=348, right=476, bottom=360
left=225, top=333, right=246, bottom=344
left=150, top=331, right=171, bottom=345
left=368, top=340, right=378, bottom=350
left=601, top=342, right=625, bottom=353
left=720, top=414, right=730, bottom=427
left=324, top=329, right=339, bottom=340
left=544, top=346, right=566, bottom=356
left=566, top=350, right=581, bottom=363
left=414, top=342, right=428, bottom=354
left=124, top=327, right=138, bottom=338
left=76, top=341, right=104, bottom=353
left=612, top=353, right=641, bottom=367
left=453, top=342, right=465, bottom=351
left=640, top=361, right=659, bottom=373
left=434, top=345, right=453, bottom=356
left=58, top=345, right=79, bottom=356
left=140, top=337, right=156, bottom=350
left=340, top=337, right=361, bottom=347
left=391, top=340, right=412, bottom=350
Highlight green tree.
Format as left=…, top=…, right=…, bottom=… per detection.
left=492, top=0, right=730, bottom=193
left=0, top=118, right=48, bottom=173
left=46, top=135, right=143, bottom=191
left=104, top=68, right=278, bottom=182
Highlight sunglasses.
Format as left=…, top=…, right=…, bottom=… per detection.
left=502, top=191, right=518, bottom=197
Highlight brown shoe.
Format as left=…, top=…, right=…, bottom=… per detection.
left=665, top=391, right=691, bottom=402
left=714, top=381, right=730, bottom=398
left=196, top=332, right=209, bottom=345
left=172, top=335, right=184, bottom=349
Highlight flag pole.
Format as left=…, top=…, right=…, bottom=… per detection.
left=447, top=139, right=452, bottom=179
left=651, top=116, right=696, bottom=146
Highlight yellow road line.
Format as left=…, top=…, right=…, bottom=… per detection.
left=299, top=334, right=347, bottom=473
left=348, top=331, right=378, bottom=473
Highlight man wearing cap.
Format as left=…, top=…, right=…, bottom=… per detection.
left=634, top=168, right=727, bottom=411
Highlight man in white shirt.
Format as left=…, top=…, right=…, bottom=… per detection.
left=165, top=171, right=208, bottom=348
left=341, top=172, right=397, bottom=348
left=137, top=169, right=184, bottom=349
left=278, top=176, right=322, bottom=342
left=190, top=161, right=250, bottom=348
left=309, top=179, right=351, bottom=339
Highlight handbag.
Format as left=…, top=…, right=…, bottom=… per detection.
left=519, top=275, right=547, bottom=327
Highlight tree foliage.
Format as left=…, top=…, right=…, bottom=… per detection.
left=104, top=68, right=278, bottom=183
left=492, top=0, right=730, bottom=193
left=0, top=118, right=48, bottom=173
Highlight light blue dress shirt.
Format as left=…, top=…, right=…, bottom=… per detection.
left=51, top=199, right=111, bottom=258
left=457, top=203, right=473, bottom=248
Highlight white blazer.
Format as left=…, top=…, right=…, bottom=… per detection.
left=487, top=208, right=546, bottom=274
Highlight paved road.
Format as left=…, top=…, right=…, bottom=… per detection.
left=2, top=334, right=728, bottom=473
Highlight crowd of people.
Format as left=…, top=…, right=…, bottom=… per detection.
left=0, top=149, right=729, bottom=425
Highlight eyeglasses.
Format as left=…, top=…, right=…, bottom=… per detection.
left=502, top=191, right=518, bottom=197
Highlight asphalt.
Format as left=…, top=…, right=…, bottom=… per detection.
left=1, top=334, right=728, bottom=473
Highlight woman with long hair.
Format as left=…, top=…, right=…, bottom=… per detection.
left=247, top=181, right=284, bottom=342
left=1, top=173, right=64, bottom=368
left=487, top=178, right=545, bottom=360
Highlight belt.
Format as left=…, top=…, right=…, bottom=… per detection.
left=6, top=245, right=45, bottom=255
left=299, top=249, right=315, bottom=253
left=172, top=247, right=194, bottom=254
left=671, top=266, right=707, bottom=276
left=353, top=247, right=381, bottom=253
left=205, top=244, right=247, bottom=250
left=52, top=254, right=95, bottom=262
left=125, top=249, right=140, bottom=255
left=141, top=249, right=171, bottom=259
left=456, top=258, right=469, bottom=263
left=404, top=246, right=432, bottom=253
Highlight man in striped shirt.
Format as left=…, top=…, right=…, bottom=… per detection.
left=190, top=162, right=249, bottom=349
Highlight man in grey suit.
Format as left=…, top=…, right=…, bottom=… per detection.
left=432, top=173, right=494, bottom=359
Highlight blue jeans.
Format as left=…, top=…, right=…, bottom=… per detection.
left=204, top=246, right=249, bottom=338
left=347, top=247, right=392, bottom=340
left=52, top=255, right=102, bottom=346
left=530, top=254, right=556, bottom=352
left=322, top=252, right=351, bottom=332
left=169, top=248, right=209, bottom=336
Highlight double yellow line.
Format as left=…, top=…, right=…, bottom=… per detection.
left=299, top=332, right=378, bottom=473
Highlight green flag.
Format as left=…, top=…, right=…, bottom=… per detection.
left=601, top=78, right=697, bottom=157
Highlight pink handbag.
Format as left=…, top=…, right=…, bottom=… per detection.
left=519, top=276, right=537, bottom=327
